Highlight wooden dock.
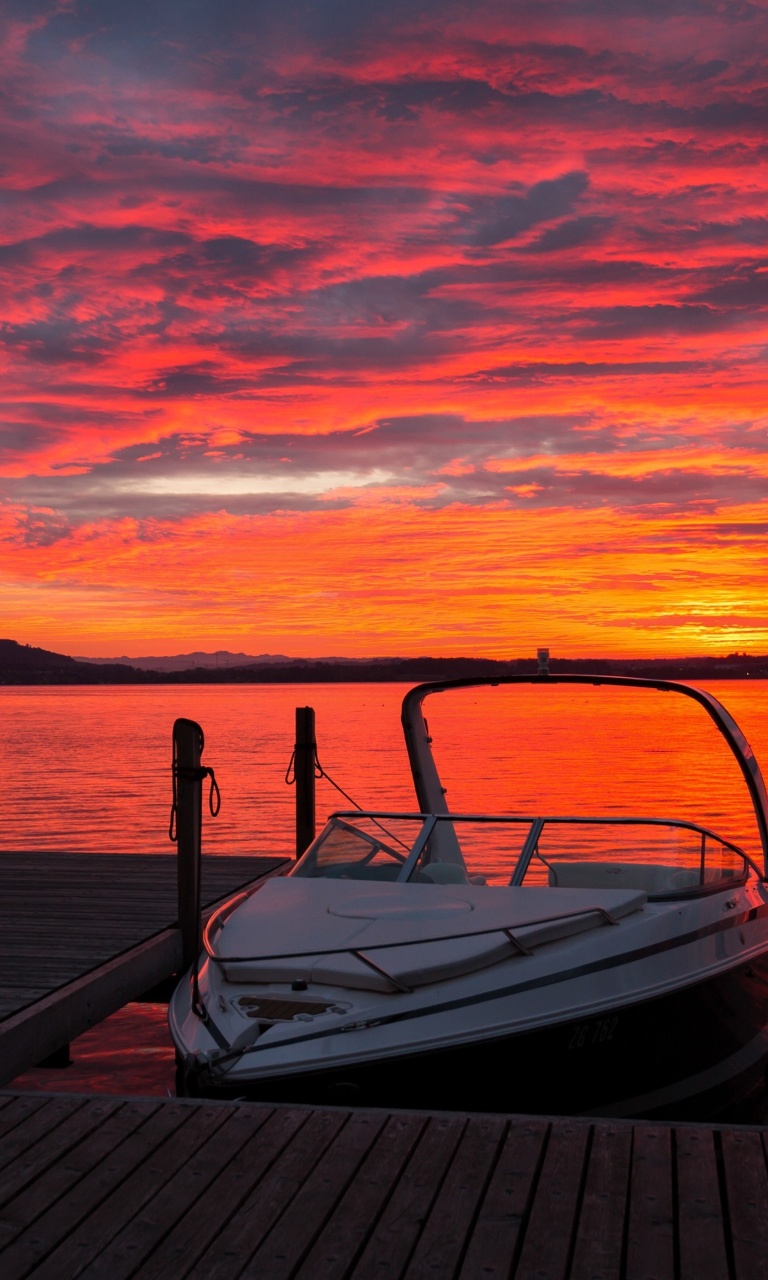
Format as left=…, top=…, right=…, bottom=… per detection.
left=0, top=1091, right=765, bottom=1279
left=0, top=851, right=287, bottom=1086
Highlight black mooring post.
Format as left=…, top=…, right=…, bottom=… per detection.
left=173, top=717, right=205, bottom=971
left=295, top=706, right=316, bottom=858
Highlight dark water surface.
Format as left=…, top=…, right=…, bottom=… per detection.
left=6, top=679, right=768, bottom=1108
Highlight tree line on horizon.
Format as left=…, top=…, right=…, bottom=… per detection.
left=1, top=638, right=766, bottom=685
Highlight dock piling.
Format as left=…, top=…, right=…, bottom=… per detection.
left=294, top=706, right=316, bottom=858
left=172, top=717, right=205, bottom=971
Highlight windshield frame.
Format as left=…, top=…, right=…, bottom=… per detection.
left=291, top=809, right=759, bottom=900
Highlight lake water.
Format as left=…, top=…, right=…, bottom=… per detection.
left=3, top=679, right=768, bottom=863
left=5, top=679, right=768, bottom=1099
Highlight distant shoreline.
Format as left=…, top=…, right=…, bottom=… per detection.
left=2, top=657, right=767, bottom=686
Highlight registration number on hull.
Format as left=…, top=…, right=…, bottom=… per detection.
left=567, top=1015, right=620, bottom=1050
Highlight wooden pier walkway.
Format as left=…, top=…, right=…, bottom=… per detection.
left=0, top=1091, right=765, bottom=1279
left=0, top=851, right=287, bottom=1086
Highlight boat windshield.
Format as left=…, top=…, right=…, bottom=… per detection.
left=292, top=816, right=412, bottom=881
left=293, top=811, right=754, bottom=898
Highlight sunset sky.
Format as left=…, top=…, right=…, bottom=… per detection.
left=2, top=0, right=768, bottom=658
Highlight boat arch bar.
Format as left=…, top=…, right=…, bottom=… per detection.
left=401, top=673, right=768, bottom=875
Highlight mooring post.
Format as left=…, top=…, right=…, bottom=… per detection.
left=172, top=717, right=205, bottom=971
left=295, top=706, right=316, bottom=858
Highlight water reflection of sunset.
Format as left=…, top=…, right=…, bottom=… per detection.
left=2, top=4, right=768, bottom=657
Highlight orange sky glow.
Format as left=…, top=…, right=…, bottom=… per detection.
left=2, top=1, right=768, bottom=658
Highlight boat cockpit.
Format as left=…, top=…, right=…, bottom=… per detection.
left=291, top=810, right=758, bottom=901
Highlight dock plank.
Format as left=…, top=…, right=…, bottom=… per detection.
left=0, top=1097, right=120, bottom=1209
left=625, top=1125, right=675, bottom=1280
left=0, top=1094, right=49, bottom=1141
left=459, top=1117, right=548, bottom=1280
left=352, top=1114, right=467, bottom=1279
left=720, top=1128, right=768, bottom=1280
left=0, top=1095, right=86, bottom=1174
left=0, top=1100, right=192, bottom=1280
left=404, top=1114, right=506, bottom=1280
left=569, top=1122, right=632, bottom=1280
left=35, top=1105, right=231, bottom=1280
left=0, top=1100, right=163, bottom=1251
left=186, top=1108, right=349, bottom=1280
left=296, top=1112, right=427, bottom=1280
left=513, top=1119, right=590, bottom=1280
left=676, top=1126, right=729, bottom=1280
left=86, top=1105, right=273, bottom=1280
left=127, top=1106, right=307, bottom=1280
left=243, top=1110, right=388, bottom=1280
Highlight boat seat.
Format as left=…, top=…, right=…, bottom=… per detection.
left=547, top=861, right=700, bottom=895
left=322, top=863, right=431, bottom=883
left=324, top=863, right=402, bottom=881
left=420, top=863, right=469, bottom=884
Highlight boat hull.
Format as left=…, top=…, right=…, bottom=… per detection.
left=177, top=953, right=768, bottom=1120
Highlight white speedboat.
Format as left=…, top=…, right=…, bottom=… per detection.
left=169, top=674, right=768, bottom=1118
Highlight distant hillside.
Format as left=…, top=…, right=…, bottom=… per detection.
left=0, top=639, right=78, bottom=670
left=74, top=650, right=296, bottom=672
left=75, top=650, right=388, bottom=670
left=0, top=639, right=145, bottom=684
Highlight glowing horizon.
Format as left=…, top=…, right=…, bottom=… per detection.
left=2, top=2, right=768, bottom=659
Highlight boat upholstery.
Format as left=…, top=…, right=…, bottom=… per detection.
left=316, top=862, right=480, bottom=886
left=215, top=878, right=647, bottom=991
left=420, top=863, right=469, bottom=884
left=323, top=863, right=416, bottom=882
left=547, top=861, right=700, bottom=894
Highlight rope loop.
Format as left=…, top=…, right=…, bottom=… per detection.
left=169, top=759, right=221, bottom=842
left=204, top=765, right=221, bottom=816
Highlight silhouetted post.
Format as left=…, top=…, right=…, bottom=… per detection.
left=173, top=717, right=204, bottom=970
left=295, top=706, right=316, bottom=858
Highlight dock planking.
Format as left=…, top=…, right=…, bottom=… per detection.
left=0, top=1094, right=767, bottom=1279
left=0, top=850, right=287, bottom=1084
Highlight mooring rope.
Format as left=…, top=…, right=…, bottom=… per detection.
left=285, top=744, right=409, bottom=851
